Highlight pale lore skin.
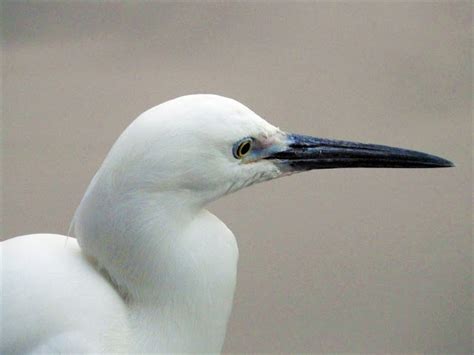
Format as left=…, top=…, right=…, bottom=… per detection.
left=1, top=95, right=453, bottom=353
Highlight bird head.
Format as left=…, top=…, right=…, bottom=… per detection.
left=100, top=94, right=453, bottom=206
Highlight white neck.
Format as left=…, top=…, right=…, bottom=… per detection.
left=72, top=175, right=238, bottom=353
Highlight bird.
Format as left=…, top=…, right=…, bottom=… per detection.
left=1, top=94, right=453, bottom=354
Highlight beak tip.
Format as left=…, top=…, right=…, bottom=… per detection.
left=444, top=160, right=455, bottom=168
left=431, top=156, right=454, bottom=168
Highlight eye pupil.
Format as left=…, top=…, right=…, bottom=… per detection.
left=239, top=141, right=251, bottom=156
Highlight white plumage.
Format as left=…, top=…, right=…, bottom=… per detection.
left=2, top=95, right=280, bottom=353
left=1, top=94, right=452, bottom=353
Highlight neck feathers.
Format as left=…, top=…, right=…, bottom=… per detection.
left=72, top=177, right=238, bottom=352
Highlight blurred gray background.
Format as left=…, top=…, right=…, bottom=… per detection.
left=2, top=1, right=471, bottom=353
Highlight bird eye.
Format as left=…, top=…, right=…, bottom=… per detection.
left=233, top=138, right=253, bottom=159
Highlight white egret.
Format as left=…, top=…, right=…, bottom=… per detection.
left=1, top=95, right=453, bottom=353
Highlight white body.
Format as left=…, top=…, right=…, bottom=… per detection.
left=2, top=235, right=130, bottom=353
left=1, top=95, right=280, bottom=353
left=2, top=208, right=237, bottom=353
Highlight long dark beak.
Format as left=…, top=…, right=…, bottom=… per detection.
left=266, top=134, right=454, bottom=171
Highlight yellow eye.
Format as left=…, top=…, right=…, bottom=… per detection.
left=233, top=138, right=253, bottom=159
